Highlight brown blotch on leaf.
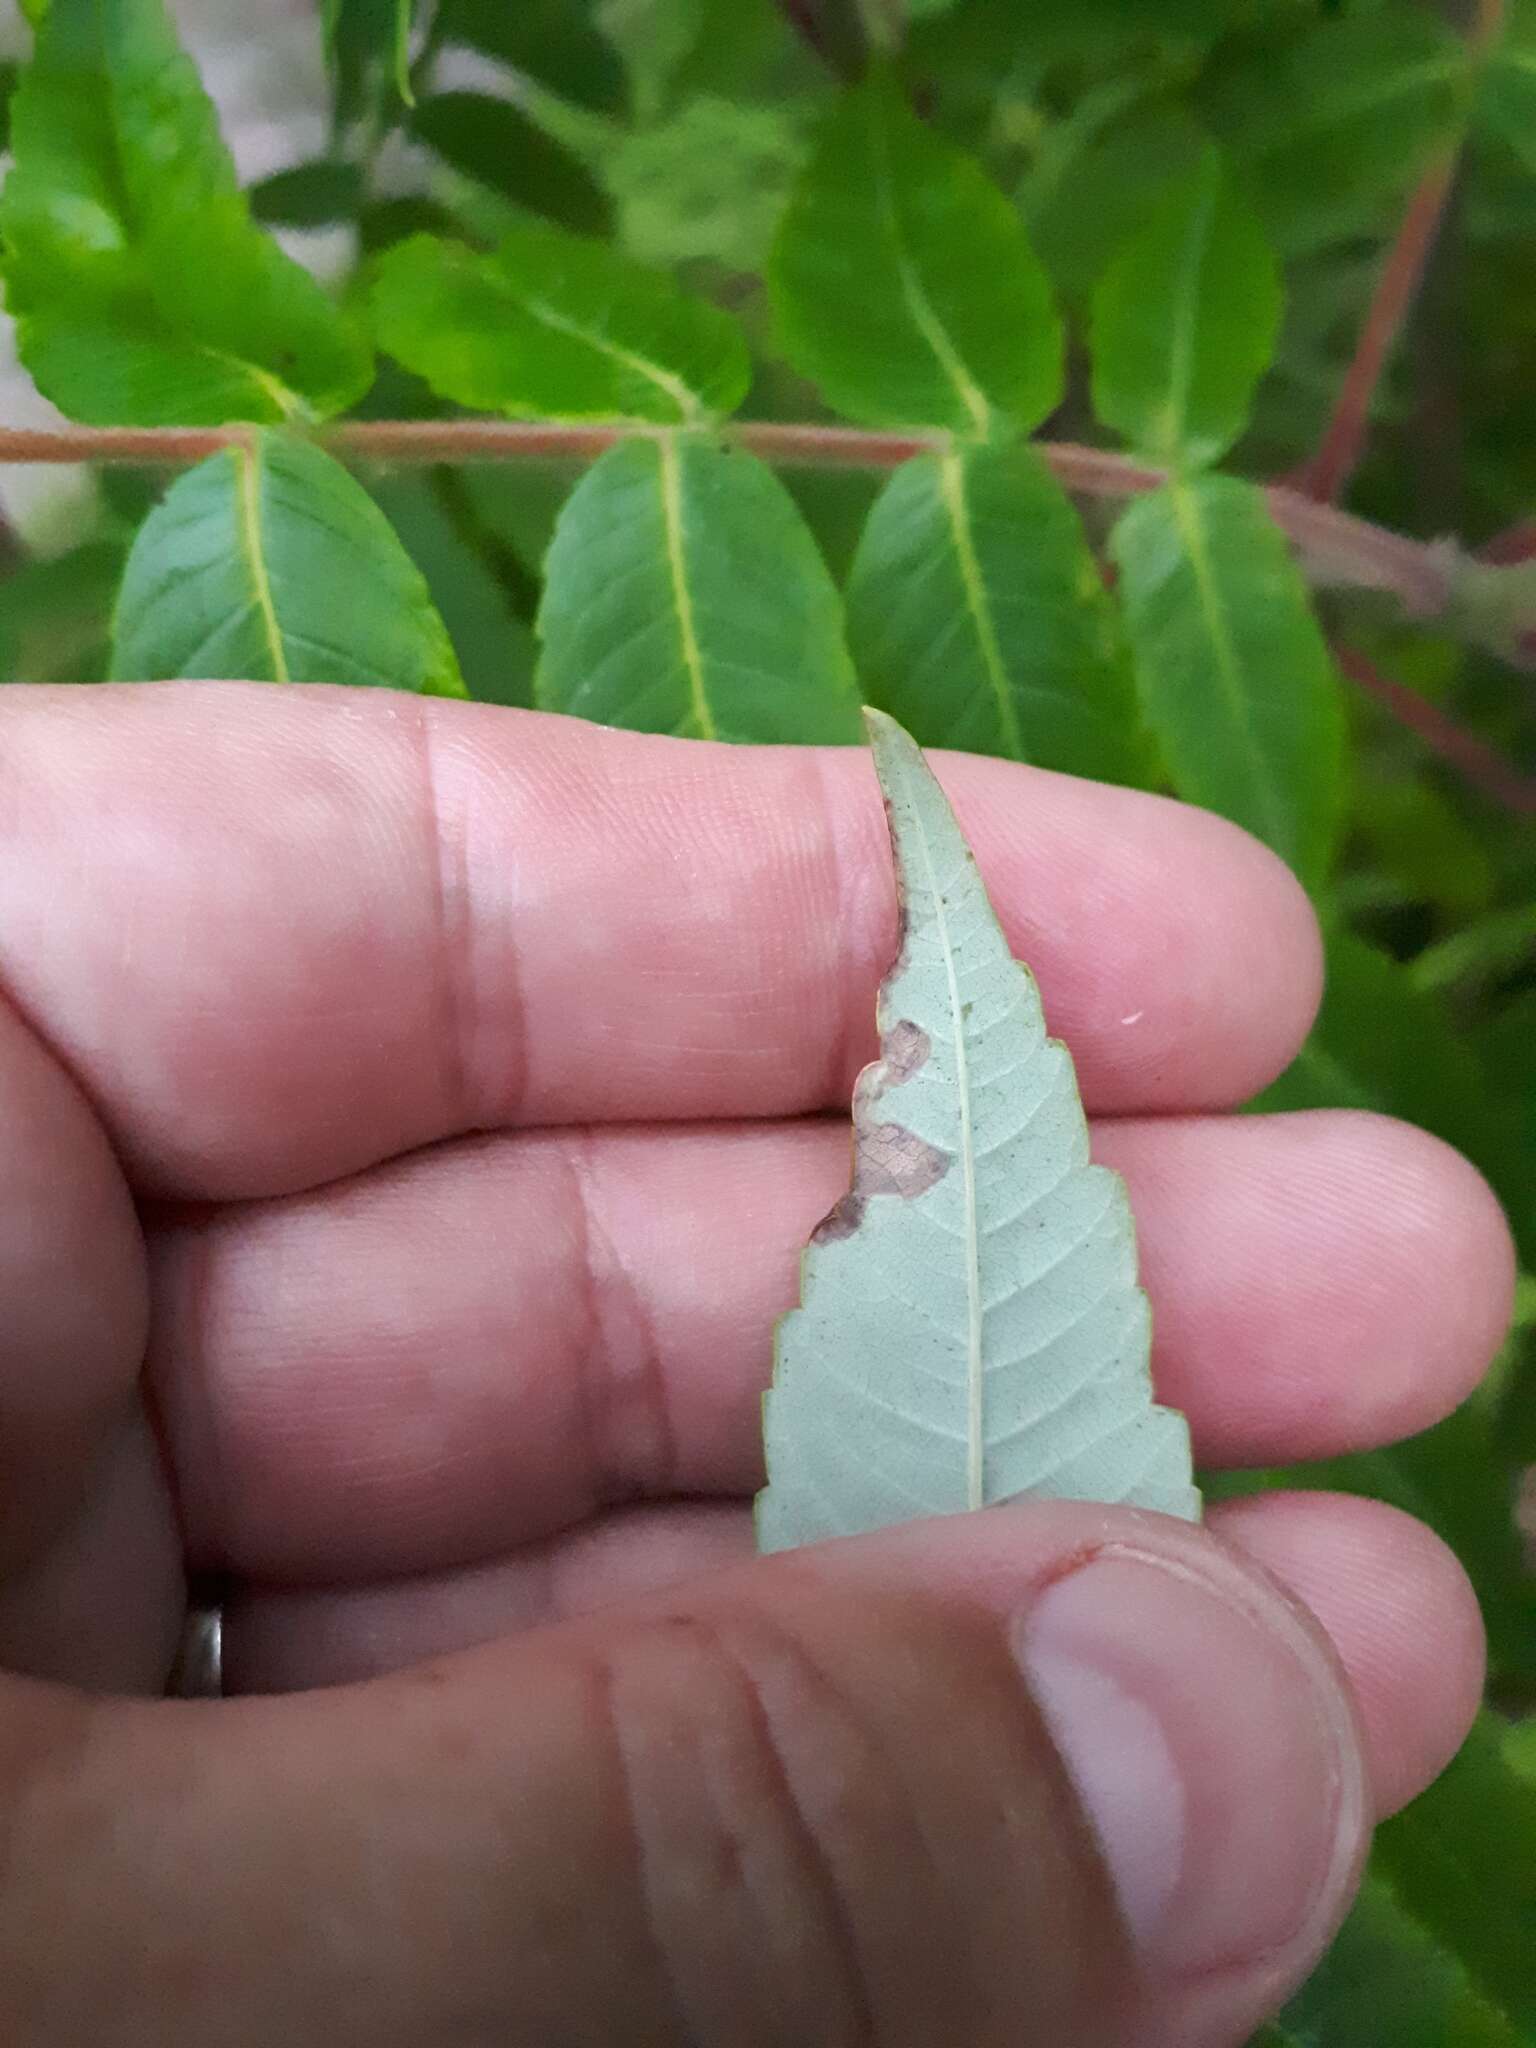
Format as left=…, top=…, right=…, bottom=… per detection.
left=853, top=1119, right=950, bottom=1199
left=881, top=1018, right=930, bottom=1085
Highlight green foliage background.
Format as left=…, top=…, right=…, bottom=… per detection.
left=1, top=1, right=1533, bottom=2037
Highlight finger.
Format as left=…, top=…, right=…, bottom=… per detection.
left=1208, top=1490, right=1485, bottom=1819
left=0, top=685, right=1321, bottom=1201
left=11, top=1503, right=1367, bottom=2048
left=148, top=1110, right=1513, bottom=1580
left=225, top=1488, right=1483, bottom=1827
left=0, top=992, right=148, bottom=1571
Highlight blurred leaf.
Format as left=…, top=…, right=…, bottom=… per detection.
left=437, top=0, right=628, bottom=113
left=1090, top=146, right=1282, bottom=469
left=846, top=442, right=1149, bottom=783
left=321, top=0, right=423, bottom=125
left=1352, top=775, right=1496, bottom=923
left=1266, top=1400, right=1536, bottom=1688
left=1266, top=1875, right=1528, bottom=2048
left=603, top=96, right=809, bottom=272
left=112, top=433, right=465, bottom=696
left=1412, top=904, right=1536, bottom=995
left=410, top=91, right=611, bottom=235
left=1373, top=1712, right=1536, bottom=2031
left=1021, top=95, right=1212, bottom=306
left=536, top=433, right=862, bottom=742
left=0, top=0, right=371, bottom=426
left=1258, top=927, right=1534, bottom=1269
left=1200, top=13, right=1466, bottom=257
left=0, top=60, right=18, bottom=153
left=370, top=228, right=750, bottom=424
left=249, top=158, right=365, bottom=229
left=367, top=474, right=536, bottom=706
left=769, top=70, right=1063, bottom=434
left=0, top=541, right=123, bottom=683
left=1111, top=476, right=1345, bottom=889
left=1478, top=3, right=1536, bottom=176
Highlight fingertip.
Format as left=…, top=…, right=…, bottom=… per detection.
left=1209, top=1489, right=1487, bottom=1819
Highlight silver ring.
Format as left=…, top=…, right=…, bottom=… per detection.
left=167, top=1602, right=224, bottom=1699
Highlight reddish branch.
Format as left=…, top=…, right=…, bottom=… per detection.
left=1290, top=0, right=1510, bottom=505
left=1336, top=646, right=1536, bottom=815
left=1290, top=152, right=1459, bottom=504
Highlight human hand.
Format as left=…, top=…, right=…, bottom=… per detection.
left=0, top=684, right=1511, bottom=2046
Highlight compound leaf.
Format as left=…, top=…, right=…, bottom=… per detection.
left=768, top=70, right=1063, bottom=434
left=536, top=434, right=861, bottom=742
left=1091, top=146, right=1282, bottom=468
left=757, top=711, right=1199, bottom=1551
left=0, top=0, right=370, bottom=425
left=846, top=441, right=1149, bottom=782
left=112, top=432, right=465, bottom=696
left=1111, top=475, right=1345, bottom=889
left=371, top=228, right=750, bottom=426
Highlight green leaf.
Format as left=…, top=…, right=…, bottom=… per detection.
left=0, top=0, right=371, bottom=426
left=249, top=159, right=365, bottom=229
left=603, top=96, right=810, bottom=273
left=409, top=92, right=611, bottom=235
left=535, top=433, right=862, bottom=744
left=321, top=0, right=421, bottom=125
left=846, top=443, right=1149, bottom=784
left=1479, top=8, right=1536, bottom=176
left=768, top=71, right=1063, bottom=435
left=368, top=474, right=536, bottom=708
left=370, top=229, right=750, bottom=425
left=1270, top=1875, right=1529, bottom=2048
left=1373, top=1713, right=1536, bottom=2031
left=0, top=540, right=124, bottom=684
left=1199, top=14, right=1466, bottom=257
left=437, top=0, right=628, bottom=113
left=1110, top=475, right=1345, bottom=888
left=1090, top=146, right=1282, bottom=468
left=756, top=711, right=1200, bottom=1551
left=111, top=432, right=465, bottom=697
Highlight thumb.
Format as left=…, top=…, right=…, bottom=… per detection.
left=6, top=1503, right=1367, bottom=2048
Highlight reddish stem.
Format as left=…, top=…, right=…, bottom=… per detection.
left=1336, top=646, right=1536, bottom=815
left=1290, top=151, right=1458, bottom=505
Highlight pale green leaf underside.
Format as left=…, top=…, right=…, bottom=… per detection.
left=768, top=72, right=1063, bottom=434
left=757, top=712, right=1198, bottom=1551
left=370, top=229, right=750, bottom=427
left=112, top=432, right=465, bottom=695
left=846, top=442, right=1151, bottom=784
left=0, top=0, right=370, bottom=426
left=1111, top=475, right=1345, bottom=889
left=536, top=434, right=861, bottom=742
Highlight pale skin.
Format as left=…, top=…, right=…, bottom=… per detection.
left=0, top=682, right=1512, bottom=2047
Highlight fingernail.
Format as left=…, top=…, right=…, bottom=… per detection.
left=1014, top=1543, right=1367, bottom=1980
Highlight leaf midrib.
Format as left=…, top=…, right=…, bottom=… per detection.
left=938, top=450, right=1026, bottom=760
left=657, top=434, right=714, bottom=740
left=896, top=747, right=984, bottom=1507
left=232, top=439, right=289, bottom=683
left=1164, top=479, right=1292, bottom=862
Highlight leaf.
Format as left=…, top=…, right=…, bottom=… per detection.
left=321, top=0, right=421, bottom=125
left=436, top=0, right=628, bottom=113
left=1198, top=13, right=1466, bottom=257
left=845, top=442, right=1150, bottom=784
left=535, top=433, right=862, bottom=743
left=1267, top=1875, right=1529, bottom=2048
left=111, top=432, right=465, bottom=697
left=1372, top=1712, right=1536, bottom=2031
left=370, top=229, right=750, bottom=426
left=368, top=474, right=536, bottom=708
left=603, top=96, right=810, bottom=273
left=0, top=0, right=371, bottom=426
left=249, top=159, right=365, bottom=229
left=756, top=711, right=1199, bottom=1552
left=1110, top=475, right=1345, bottom=889
left=768, top=71, right=1063, bottom=435
left=409, top=92, right=611, bottom=236
left=0, top=540, right=124, bottom=684
left=1479, top=8, right=1536, bottom=176
left=1090, top=146, right=1282, bottom=469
